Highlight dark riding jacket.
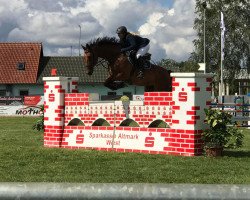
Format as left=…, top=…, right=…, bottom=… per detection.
left=120, top=33, right=150, bottom=53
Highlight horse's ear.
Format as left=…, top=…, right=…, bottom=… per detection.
left=81, top=45, right=86, bottom=50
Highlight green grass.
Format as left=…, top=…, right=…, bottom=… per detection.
left=0, top=117, right=250, bottom=183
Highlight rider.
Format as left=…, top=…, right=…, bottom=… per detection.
left=116, top=26, right=150, bottom=79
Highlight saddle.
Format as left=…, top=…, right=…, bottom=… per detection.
left=142, top=53, right=151, bottom=61
left=126, top=51, right=152, bottom=69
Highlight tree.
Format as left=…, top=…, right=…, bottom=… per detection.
left=158, top=58, right=180, bottom=72
left=179, top=60, right=200, bottom=72
left=192, top=0, right=249, bottom=93
left=158, top=58, right=200, bottom=72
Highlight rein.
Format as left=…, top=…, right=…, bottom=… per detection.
left=87, top=44, right=120, bottom=74
left=90, top=49, right=110, bottom=71
left=97, top=58, right=109, bottom=70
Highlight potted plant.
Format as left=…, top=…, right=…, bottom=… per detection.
left=120, top=95, right=130, bottom=102
left=202, top=108, right=244, bottom=157
left=120, top=95, right=130, bottom=118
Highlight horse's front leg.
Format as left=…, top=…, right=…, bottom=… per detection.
left=104, top=75, right=127, bottom=90
left=114, top=72, right=125, bottom=80
left=104, top=76, right=117, bottom=91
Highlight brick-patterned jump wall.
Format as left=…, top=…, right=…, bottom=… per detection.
left=43, top=77, right=79, bottom=147
left=43, top=73, right=212, bottom=156
left=170, top=73, right=212, bottom=155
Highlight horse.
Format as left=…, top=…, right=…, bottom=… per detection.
left=82, top=37, right=172, bottom=92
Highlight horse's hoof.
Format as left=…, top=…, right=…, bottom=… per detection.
left=120, top=82, right=127, bottom=88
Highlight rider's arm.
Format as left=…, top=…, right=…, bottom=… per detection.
left=120, top=35, right=137, bottom=53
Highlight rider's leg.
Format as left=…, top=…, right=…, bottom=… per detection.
left=136, top=44, right=150, bottom=58
left=135, top=56, right=144, bottom=79
left=135, top=44, right=150, bottom=79
left=128, top=50, right=137, bottom=67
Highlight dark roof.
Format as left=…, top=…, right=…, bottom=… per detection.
left=0, top=42, right=42, bottom=84
left=37, top=56, right=109, bottom=84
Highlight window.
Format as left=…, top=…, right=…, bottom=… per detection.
left=101, top=91, right=120, bottom=100
left=0, top=90, right=6, bottom=96
left=108, top=92, right=116, bottom=95
left=123, top=92, right=132, bottom=96
left=17, top=62, right=25, bottom=70
left=19, top=90, right=29, bottom=96
left=123, top=92, right=132, bottom=100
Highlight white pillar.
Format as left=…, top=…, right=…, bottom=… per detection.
left=219, top=82, right=221, bottom=96
left=226, top=82, right=229, bottom=95
left=43, top=76, right=79, bottom=147
left=171, top=73, right=213, bottom=155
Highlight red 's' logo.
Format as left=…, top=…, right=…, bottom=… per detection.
left=144, top=132, right=155, bottom=147
left=76, top=134, right=84, bottom=144
left=178, top=88, right=187, bottom=102
left=48, top=92, right=55, bottom=102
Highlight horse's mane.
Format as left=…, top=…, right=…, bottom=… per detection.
left=86, top=37, right=119, bottom=48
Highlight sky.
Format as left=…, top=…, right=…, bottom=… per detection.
left=0, top=0, right=197, bottom=62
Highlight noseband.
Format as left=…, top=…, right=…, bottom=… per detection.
left=85, top=48, right=95, bottom=69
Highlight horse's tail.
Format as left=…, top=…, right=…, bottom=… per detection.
left=167, top=70, right=172, bottom=74
left=155, top=66, right=173, bottom=91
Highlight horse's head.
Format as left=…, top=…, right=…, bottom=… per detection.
left=82, top=44, right=97, bottom=75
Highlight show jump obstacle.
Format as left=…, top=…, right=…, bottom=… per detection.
left=43, top=73, right=212, bottom=156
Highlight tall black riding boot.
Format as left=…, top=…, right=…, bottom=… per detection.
left=136, top=57, right=144, bottom=79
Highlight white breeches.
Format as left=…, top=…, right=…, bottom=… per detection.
left=136, top=44, right=150, bottom=59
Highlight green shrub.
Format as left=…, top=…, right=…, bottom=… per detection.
left=32, top=105, right=44, bottom=131
left=202, top=108, right=244, bottom=149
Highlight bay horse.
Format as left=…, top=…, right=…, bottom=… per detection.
left=82, top=37, right=172, bottom=92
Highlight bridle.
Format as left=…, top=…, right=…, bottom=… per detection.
left=85, top=48, right=109, bottom=70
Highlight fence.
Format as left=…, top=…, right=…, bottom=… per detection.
left=210, top=96, right=250, bottom=128
left=0, top=183, right=250, bottom=200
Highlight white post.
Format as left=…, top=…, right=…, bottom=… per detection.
left=220, top=12, right=225, bottom=96
left=226, top=82, right=229, bottom=95
left=211, top=83, right=215, bottom=99
left=78, top=25, right=81, bottom=56
left=203, top=8, right=206, bottom=72
left=219, top=82, right=221, bottom=97
left=220, top=44, right=224, bottom=96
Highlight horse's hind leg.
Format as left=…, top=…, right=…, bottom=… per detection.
left=145, top=86, right=155, bottom=92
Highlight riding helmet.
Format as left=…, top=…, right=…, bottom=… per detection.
left=116, top=26, right=127, bottom=34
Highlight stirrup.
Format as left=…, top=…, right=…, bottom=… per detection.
left=137, top=71, right=144, bottom=79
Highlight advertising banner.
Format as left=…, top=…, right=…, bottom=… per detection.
left=133, top=95, right=144, bottom=101
left=0, top=105, right=43, bottom=116
left=24, top=96, right=44, bottom=106
left=0, top=96, right=23, bottom=105
left=66, top=129, right=167, bottom=152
